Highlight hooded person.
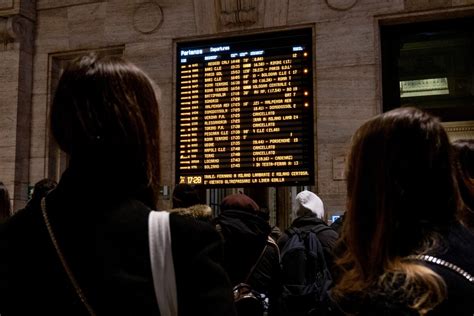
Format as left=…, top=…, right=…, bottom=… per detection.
left=213, top=193, right=282, bottom=316
left=170, top=184, right=213, bottom=223
left=277, top=190, right=339, bottom=274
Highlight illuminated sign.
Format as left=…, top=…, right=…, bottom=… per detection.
left=400, top=78, right=449, bottom=98
left=176, top=29, right=314, bottom=186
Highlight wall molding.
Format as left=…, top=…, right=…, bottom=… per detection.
left=325, top=0, right=358, bottom=11
left=217, top=0, right=259, bottom=27
left=133, top=1, right=163, bottom=34
left=443, top=120, right=474, bottom=141
left=0, top=14, right=33, bottom=49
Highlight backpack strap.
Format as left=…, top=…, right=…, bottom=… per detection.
left=285, top=227, right=301, bottom=238
left=306, top=225, right=332, bottom=271
left=310, top=225, right=332, bottom=236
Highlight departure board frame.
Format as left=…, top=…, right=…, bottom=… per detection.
left=175, top=27, right=315, bottom=187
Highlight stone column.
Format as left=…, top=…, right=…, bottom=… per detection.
left=0, top=11, right=35, bottom=211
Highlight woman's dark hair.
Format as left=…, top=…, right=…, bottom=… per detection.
left=51, top=54, right=161, bottom=205
left=333, top=107, right=461, bottom=314
left=452, top=139, right=474, bottom=229
left=0, top=182, right=11, bottom=220
left=172, top=184, right=201, bottom=208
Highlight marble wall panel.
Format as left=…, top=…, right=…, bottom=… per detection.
left=103, top=0, right=135, bottom=44
left=0, top=0, right=14, bottom=10
left=67, top=2, right=106, bottom=49
left=35, top=7, right=69, bottom=52
left=452, top=0, right=474, bottom=5
left=315, top=16, right=377, bottom=69
left=0, top=49, right=18, bottom=201
left=287, top=0, right=405, bottom=25
left=0, top=0, right=15, bottom=16
left=37, top=0, right=100, bottom=10
left=404, top=0, right=453, bottom=11
left=263, top=0, right=289, bottom=27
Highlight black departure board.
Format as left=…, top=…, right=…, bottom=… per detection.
left=176, top=28, right=314, bottom=186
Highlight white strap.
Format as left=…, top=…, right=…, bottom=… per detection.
left=148, top=211, right=178, bottom=316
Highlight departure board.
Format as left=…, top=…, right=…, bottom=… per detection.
left=176, top=28, right=314, bottom=186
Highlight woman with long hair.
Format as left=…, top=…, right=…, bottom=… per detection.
left=0, top=182, right=11, bottom=221
left=452, top=139, right=474, bottom=230
left=330, top=107, right=474, bottom=315
left=0, top=54, right=235, bottom=315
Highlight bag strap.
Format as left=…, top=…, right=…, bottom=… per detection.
left=41, top=198, right=96, bottom=316
left=216, top=222, right=269, bottom=285
left=243, top=243, right=268, bottom=284
left=148, top=211, right=178, bottom=316
left=296, top=226, right=331, bottom=274
left=406, top=254, right=474, bottom=283
left=215, top=223, right=225, bottom=241
left=267, top=236, right=280, bottom=259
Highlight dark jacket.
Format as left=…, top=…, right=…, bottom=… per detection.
left=329, top=215, right=344, bottom=235
left=278, top=215, right=339, bottom=274
left=326, top=222, right=474, bottom=316
left=0, top=167, right=236, bottom=316
left=214, top=209, right=282, bottom=315
left=425, top=223, right=474, bottom=316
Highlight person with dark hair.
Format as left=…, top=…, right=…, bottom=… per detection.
left=24, top=178, right=58, bottom=211
left=329, top=214, right=345, bottom=235
left=170, top=184, right=213, bottom=223
left=172, top=183, right=201, bottom=209
left=452, top=139, right=474, bottom=230
left=0, top=54, right=235, bottom=315
left=0, top=182, right=11, bottom=222
left=329, top=108, right=474, bottom=315
left=214, top=193, right=281, bottom=316
left=257, top=207, right=282, bottom=242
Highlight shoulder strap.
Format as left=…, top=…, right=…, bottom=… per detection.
left=41, top=198, right=96, bottom=316
left=215, top=223, right=225, bottom=241
left=310, top=225, right=332, bottom=236
left=267, top=236, right=280, bottom=258
left=148, top=211, right=178, bottom=316
left=244, top=244, right=268, bottom=283
left=407, top=254, right=474, bottom=284
left=286, top=227, right=301, bottom=238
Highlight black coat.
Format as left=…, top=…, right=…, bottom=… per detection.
left=0, top=167, right=236, bottom=316
left=425, top=223, right=474, bottom=316
left=214, top=209, right=282, bottom=315
left=325, top=222, right=474, bottom=316
left=277, top=215, right=339, bottom=274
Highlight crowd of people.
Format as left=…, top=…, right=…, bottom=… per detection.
left=0, top=54, right=473, bottom=315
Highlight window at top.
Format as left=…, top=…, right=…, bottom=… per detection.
left=381, top=17, right=474, bottom=122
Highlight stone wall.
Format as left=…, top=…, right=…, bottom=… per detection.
left=2, top=0, right=473, bottom=214
left=0, top=0, right=35, bottom=210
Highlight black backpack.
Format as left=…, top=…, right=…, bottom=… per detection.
left=280, top=226, right=333, bottom=316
